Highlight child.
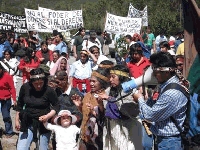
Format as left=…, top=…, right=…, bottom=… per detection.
left=43, top=110, right=80, bottom=150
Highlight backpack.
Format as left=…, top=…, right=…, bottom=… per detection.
left=161, top=83, right=200, bottom=147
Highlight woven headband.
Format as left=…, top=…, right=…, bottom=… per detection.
left=80, top=50, right=89, bottom=55
left=30, top=73, right=45, bottom=79
left=91, top=71, right=109, bottom=82
left=98, top=64, right=114, bottom=69
left=110, top=70, right=129, bottom=77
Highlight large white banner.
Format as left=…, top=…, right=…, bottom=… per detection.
left=25, top=8, right=83, bottom=32
left=127, top=4, right=148, bottom=26
left=0, top=12, right=27, bottom=33
left=105, top=12, right=142, bottom=35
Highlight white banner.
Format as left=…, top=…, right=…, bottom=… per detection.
left=127, top=4, right=148, bottom=26
left=25, top=8, right=83, bottom=32
left=104, top=12, right=142, bottom=35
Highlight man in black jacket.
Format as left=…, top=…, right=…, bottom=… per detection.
left=55, top=70, right=83, bottom=127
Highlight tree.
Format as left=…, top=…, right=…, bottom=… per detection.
left=1, top=0, right=190, bottom=37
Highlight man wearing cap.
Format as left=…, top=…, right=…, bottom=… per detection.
left=132, top=52, right=188, bottom=150
left=69, top=50, right=92, bottom=94
left=82, top=30, right=102, bottom=55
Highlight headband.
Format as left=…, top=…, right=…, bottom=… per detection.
left=30, top=73, right=45, bottom=79
left=110, top=70, right=129, bottom=77
left=91, top=71, right=109, bottom=82
left=80, top=50, right=89, bottom=55
left=98, top=64, right=114, bottom=69
left=152, top=67, right=175, bottom=72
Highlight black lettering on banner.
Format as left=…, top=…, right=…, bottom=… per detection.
left=28, top=24, right=35, bottom=30
left=38, top=22, right=47, bottom=29
left=24, top=9, right=83, bottom=32
left=48, top=11, right=65, bottom=19
left=64, top=12, right=69, bottom=18
left=27, top=10, right=35, bottom=17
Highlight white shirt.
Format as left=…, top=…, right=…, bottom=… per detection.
left=44, top=123, right=80, bottom=150
left=1, top=58, right=19, bottom=75
left=63, top=85, right=72, bottom=95
left=46, top=61, right=55, bottom=69
left=82, top=38, right=102, bottom=55
left=69, top=60, right=92, bottom=79
left=48, top=44, right=56, bottom=51
left=92, top=55, right=109, bottom=70
left=155, top=35, right=168, bottom=49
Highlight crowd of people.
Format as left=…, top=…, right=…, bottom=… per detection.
left=0, top=25, right=188, bottom=150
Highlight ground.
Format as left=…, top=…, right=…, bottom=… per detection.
left=0, top=109, right=53, bottom=150
left=0, top=109, right=21, bottom=150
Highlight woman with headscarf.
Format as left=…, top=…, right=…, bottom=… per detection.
left=49, top=56, right=69, bottom=76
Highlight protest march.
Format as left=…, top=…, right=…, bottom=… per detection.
left=0, top=0, right=199, bottom=150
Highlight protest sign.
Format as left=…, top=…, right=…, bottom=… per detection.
left=127, top=4, right=148, bottom=26
left=25, top=8, right=83, bottom=32
left=0, top=12, right=27, bottom=33
left=104, top=12, right=142, bottom=35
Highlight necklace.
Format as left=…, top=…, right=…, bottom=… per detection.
left=92, top=89, right=105, bottom=98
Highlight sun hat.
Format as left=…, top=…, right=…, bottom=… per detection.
left=54, top=110, right=77, bottom=125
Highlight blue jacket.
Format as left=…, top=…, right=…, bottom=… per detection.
left=0, top=40, right=13, bottom=58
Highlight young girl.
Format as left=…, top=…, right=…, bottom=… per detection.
left=43, top=110, right=80, bottom=150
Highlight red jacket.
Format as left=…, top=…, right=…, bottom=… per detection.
left=0, top=72, right=16, bottom=101
left=18, top=59, right=40, bottom=83
left=36, top=50, right=53, bottom=62
left=127, top=57, right=151, bottom=78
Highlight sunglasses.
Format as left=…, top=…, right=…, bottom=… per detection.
left=176, top=63, right=183, bottom=66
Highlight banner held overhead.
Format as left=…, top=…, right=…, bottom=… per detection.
left=104, top=12, right=142, bottom=36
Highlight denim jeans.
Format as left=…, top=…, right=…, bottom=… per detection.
left=142, top=125, right=153, bottom=150
left=0, top=99, right=14, bottom=135
left=17, top=128, right=51, bottom=150
left=156, top=136, right=183, bottom=150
